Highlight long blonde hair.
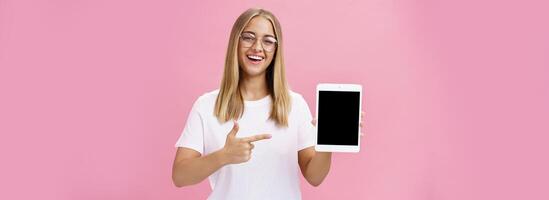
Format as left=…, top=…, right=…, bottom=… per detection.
left=214, top=8, right=291, bottom=127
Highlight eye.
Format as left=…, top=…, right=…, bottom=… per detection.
left=263, top=38, right=277, bottom=46
left=242, top=36, right=255, bottom=42
left=241, top=33, right=256, bottom=42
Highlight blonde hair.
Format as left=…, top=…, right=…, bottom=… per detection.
left=214, top=8, right=291, bottom=127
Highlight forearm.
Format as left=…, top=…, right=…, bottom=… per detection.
left=172, top=150, right=227, bottom=187
left=304, top=151, right=332, bottom=186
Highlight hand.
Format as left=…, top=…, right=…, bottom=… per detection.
left=220, top=120, right=272, bottom=165
left=311, top=111, right=366, bottom=137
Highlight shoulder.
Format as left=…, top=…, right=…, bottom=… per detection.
left=199, top=89, right=220, bottom=103
left=288, top=90, right=313, bottom=124
left=191, top=89, right=220, bottom=113
left=289, top=90, right=308, bottom=106
left=288, top=90, right=311, bottom=114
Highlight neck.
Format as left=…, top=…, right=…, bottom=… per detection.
left=240, top=73, right=269, bottom=101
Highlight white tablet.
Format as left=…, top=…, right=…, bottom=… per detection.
left=315, top=83, right=362, bottom=153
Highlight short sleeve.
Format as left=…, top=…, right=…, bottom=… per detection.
left=297, top=95, right=316, bottom=151
left=175, top=97, right=205, bottom=155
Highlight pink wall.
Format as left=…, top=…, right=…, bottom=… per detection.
left=1, top=0, right=548, bottom=199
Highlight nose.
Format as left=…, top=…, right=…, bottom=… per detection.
left=251, top=39, right=263, bottom=52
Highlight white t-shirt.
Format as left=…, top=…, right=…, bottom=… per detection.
left=175, top=89, right=316, bottom=200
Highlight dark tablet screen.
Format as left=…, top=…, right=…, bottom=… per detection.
left=317, top=91, right=360, bottom=146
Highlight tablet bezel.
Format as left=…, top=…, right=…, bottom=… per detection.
left=314, top=83, right=362, bottom=153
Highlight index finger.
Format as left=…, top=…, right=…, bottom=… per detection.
left=241, top=134, right=272, bottom=143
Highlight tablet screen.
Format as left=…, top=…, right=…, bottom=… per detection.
left=317, top=91, right=360, bottom=146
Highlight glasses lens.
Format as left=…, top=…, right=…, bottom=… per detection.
left=241, top=33, right=255, bottom=47
left=262, top=37, right=277, bottom=52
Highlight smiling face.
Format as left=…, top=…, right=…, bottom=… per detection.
left=238, top=16, right=277, bottom=78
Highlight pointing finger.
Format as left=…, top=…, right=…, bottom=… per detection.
left=241, top=134, right=272, bottom=143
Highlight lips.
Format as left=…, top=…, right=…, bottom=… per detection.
left=246, top=54, right=264, bottom=64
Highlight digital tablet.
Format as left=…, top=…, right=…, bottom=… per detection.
left=315, top=83, right=362, bottom=153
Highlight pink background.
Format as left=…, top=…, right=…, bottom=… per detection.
left=1, top=0, right=548, bottom=199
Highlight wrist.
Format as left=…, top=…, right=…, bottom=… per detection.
left=213, top=148, right=229, bottom=166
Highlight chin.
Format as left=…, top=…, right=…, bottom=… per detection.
left=242, top=66, right=267, bottom=77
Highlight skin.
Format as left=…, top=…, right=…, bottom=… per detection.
left=172, top=16, right=365, bottom=188
left=237, top=16, right=275, bottom=100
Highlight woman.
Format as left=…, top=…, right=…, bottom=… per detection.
left=172, top=8, right=363, bottom=200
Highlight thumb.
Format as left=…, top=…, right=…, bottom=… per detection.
left=228, top=120, right=239, bottom=138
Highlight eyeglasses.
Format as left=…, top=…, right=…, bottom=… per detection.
left=239, top=32, right=277, bottom=52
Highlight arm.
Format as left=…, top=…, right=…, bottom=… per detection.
left=172, top=121, right=271, bottom=187
left=172, top=147, right=227, bottom=187
left=298, top=111, right=365, bottom=187
left=298, top=147, right=332, bottom=187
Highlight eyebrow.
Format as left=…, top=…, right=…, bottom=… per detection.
left=242, top=31, right=276, bottom=38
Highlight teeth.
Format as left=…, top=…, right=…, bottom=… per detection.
left=247, top=55, right=264, bottom=61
